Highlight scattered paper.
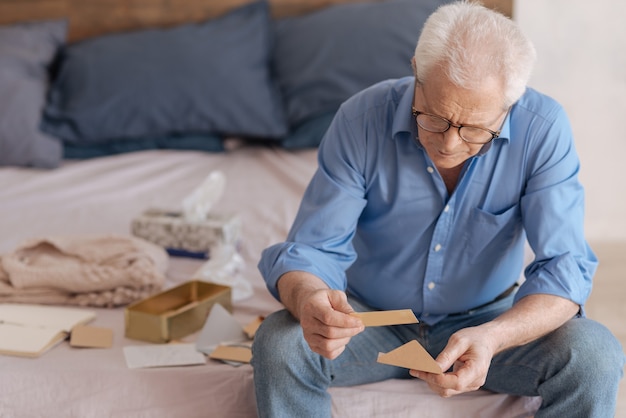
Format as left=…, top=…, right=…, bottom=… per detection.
left=123, top=343, right=206, bottom=369
left=350, top=309, right=418, bottom=327
left=70, top=325, right=113, bottom=348
left=243, top=316, right=264, bottom=339
left=209, top=344, right=252, bottom=364
left=377, top=340, right=442, bottom=374
left=195, top=304, right=248, bottom=355
left=0, top=323, right=67, bottom=357
left=0, top=304, right=96, bottom=333
left=0, top=303, right=96, bottom=357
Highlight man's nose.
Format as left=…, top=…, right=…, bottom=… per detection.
left=441, top=127, right=463, bottom=148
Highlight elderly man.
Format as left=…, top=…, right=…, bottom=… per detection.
left=251, top=2, right=624, bottom=417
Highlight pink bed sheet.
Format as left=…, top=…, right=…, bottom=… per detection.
left=0, top=146, right=540, bottom=417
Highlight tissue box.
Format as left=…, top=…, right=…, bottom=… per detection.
left=131, top=209, right=241, bottom=258
left=124, top=280, right=232, bottom=343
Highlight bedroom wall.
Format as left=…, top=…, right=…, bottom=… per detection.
left=516, top=0, right=626, bottom=242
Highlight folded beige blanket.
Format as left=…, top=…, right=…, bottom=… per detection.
left=0, top=234, right=168, bottom=307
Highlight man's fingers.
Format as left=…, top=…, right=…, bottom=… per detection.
left=296, top=288, right=365, bottom=359
left=410, top=370, right=463, bottom=397
left=305, top=333, right=352, bottom=359
left=410, top=362, right=485, bottom=397
left=325, top=290, right=364, bottom=328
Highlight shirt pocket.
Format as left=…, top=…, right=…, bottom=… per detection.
left=463, top=203, right=522, bottom=264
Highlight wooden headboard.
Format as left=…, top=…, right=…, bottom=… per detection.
left=0, top=0, right=513, bottom=42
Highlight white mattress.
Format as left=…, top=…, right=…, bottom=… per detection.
left=0, top=146, right=541, bottom=417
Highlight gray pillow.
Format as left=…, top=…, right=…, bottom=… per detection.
left=42, top=1, right=287, bottom=144
left=0, top=20, right=66, bottom=168
left=272, top=0, right=451, bottom=127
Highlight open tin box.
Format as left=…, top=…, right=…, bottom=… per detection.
left=124, top=280, right=232, bottom=343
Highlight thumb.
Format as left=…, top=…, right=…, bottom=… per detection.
left=326, top=290, right=353, bottom=314
left=435, top=341, right=467, bottom=373
left=326, top=290, right=363, bottom=328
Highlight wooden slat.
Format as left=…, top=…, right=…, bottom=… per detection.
left=270, top=0, right=513, bottom=20
left=479, top=0, right=513, bottom=18
left=66, top=0, right=254, bottom=41
left=0, top=0, right=68, bottom=25
left=0, top=0, right=514, bottom=42
left=270, top=0, right=374, bottom=18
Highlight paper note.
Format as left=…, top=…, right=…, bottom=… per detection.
left=195, top=304, right=248, bottom=355
left=0, top=303, right=96, bottom=332
left=377, top=340, right=442, bottom=374
left=0, top=323, right=66, bottom=357
left=350, top=309, right=418, bottom=327
left=243, top=316, right=264, bottom=339
left=123, top=343, right=206, bottom=369
left=0, top=303, right=96, bottom=357
left=70, top=325, right=113, bottom=348
left=209, top=344, right=252, bottom=364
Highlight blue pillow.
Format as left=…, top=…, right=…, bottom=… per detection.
left=42, top=1, right=287, bottom=144
left=0, top=20, right=66, bottom=168
left=280, top=112, right=335, bottom=150
left=272, top=0, right=450, bottom=127
left=64, top=134, right=224, bottom=159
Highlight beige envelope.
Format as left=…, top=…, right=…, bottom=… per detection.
left=377, top=340, right=442, bottom=374
left=350, top=309, right=418, bottom=327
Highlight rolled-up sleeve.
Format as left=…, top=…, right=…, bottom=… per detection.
left=517, top=100, right=597, bottom=307
left=258, top=109, right=368, bottom=301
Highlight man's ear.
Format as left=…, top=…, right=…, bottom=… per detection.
left=411, top=57, right=417, bottom=76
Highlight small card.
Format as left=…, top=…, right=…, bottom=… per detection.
left=350, top=309, right=418, bottom=327
left=195, top=304, right=248, bottom=355
left=377, top=340, right=442, bottom=374
left=123, top=343, right=206, bottom=369
left=209, top=345, right=252, bottom=364
left=243, top=316, right=264, bottom=339
left=70, top=325, right=113, bottom=348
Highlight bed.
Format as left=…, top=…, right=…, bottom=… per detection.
left=0, top=0, right=543, bottom=417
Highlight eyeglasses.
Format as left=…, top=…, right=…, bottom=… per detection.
left=411, top=107, right=502, bottom=145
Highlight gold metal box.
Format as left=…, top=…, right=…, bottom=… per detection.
left=124, top=280, right=232, bottom=343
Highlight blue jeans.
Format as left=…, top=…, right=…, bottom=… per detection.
left=251, top=294, right=625, bottom=418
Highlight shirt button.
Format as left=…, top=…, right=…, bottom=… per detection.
left=444, top=205, right=450, bottom=212
left=426, top=166, right=434, bottom=174
left=434, top=244, right=442, bottom=252
left=427, top=282, right=436, bottom=290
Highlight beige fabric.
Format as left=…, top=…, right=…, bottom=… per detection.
left=0, top=234, right=167, bottom=307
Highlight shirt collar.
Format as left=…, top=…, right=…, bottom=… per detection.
left=391, top=77, right=419, bottom=140
left=496, top=109, right=512, bottom=144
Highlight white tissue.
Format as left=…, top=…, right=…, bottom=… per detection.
left=194, top=244, right=253, bottom=302
left=182, top=171, right=226, bottom=222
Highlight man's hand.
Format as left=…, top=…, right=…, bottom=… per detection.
left=409, top=326, right=497, bottom=397
left=409, top=294, right=579, bottom=397
left=298, top=288, right=364, bottom=359
left=277, top=271, right=364, bottom=359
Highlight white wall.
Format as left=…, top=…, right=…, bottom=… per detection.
left=515, top=0, right=626, bottom=241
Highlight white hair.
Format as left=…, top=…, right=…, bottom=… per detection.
left=413, top=1, right=536, bottom=108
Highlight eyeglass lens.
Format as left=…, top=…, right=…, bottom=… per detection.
left=416, top=114, right=494, bottom=144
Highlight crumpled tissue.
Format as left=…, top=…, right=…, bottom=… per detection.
left=194, top=244, right=253, bottom=302
left=182, top=171, right=226, bottom=222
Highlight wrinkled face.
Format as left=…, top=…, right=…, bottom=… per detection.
left=413, top=70, right=508, bottom=171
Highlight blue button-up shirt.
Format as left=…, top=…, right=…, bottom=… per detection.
left=259, top=76, right=597, bottom=325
